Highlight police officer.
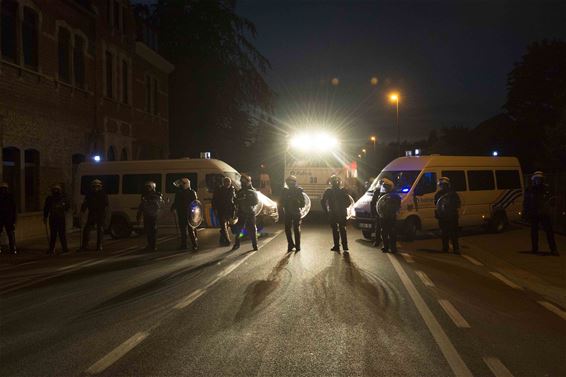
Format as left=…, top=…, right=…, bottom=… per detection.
left=0, top=182, right=17, bottom=254
left=232, top=174, right=259, bottom=251
left=43, top=184, right=70, bottom=254
left=377, top=178, right=401, bottom=253
left=524, top=171, right=558, bottom=255
left=171, top=178, right=198, bottom=251
left=434, top=177, right=461, bottom=254
left=137, top=181, right=164, bottom=251
left=321, top=175, right=350, bottom=252
left=212, top=177, right=236, bottom=246
left=281, top=175, right=306, bottom=252
left=370, top=180, right=384, bottom=247
left=80, top=179, right=109, bottom=252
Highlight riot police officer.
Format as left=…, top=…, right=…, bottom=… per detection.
left=232, top=174, right=259, bottom=251
left=434, top=177, right=461, bottom=254
left=524, top=171, right=558, bottom=255
left=376, top=179, right=401, bottom=253
left=0, top=182, right=17, bottom=254
left=370, top=179, right=384, bottom=247
left=212, top=177, right=236, bottom=246
left=281, top=175, right=306, bottom=252
left=137, top=181, right=164, bottom=251
left=321, top=175, right=351, bottom=252
left=80, top=179, right=109, bottom=252
left=43, top=184, right=70, bottom=254
left=171, top=177, right=198, bottom=251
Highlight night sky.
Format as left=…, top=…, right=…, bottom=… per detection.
left=236, top=0, right=566, bottom=145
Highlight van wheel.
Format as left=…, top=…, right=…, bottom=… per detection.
left=109, top=216, right=132, bottom=239
left=404, top=217, right=419, bottom=241
left=362, top=229, right=373, bottom=239
left=490, top=211, right=508, bottom=233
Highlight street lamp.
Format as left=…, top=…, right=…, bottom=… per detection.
left=362, top=148, right=366, bottom=154
left=389, top=93, right=400, bottom=157
left=370, top=136, right=376, bottom=151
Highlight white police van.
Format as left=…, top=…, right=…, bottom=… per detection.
left=353, top=155, right=524, bottom=239
left=74, top=159, right=278, bottom=238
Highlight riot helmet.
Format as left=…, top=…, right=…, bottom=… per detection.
left=223, top=176, right=232, bottom=187
left=180, top=177, right=191, bottom=190
left=531, top=171, right=544, bottom=186
left=91, top=179, right=103, bottom=191
left=0, top=182, right=8, bottom=194
left=51, top=184, right=62, bottom=195
left=329, top=175, right=341, bottom=188
left=380, top=178, right=394, bottom=193
left=145, top=181, right=157, bottom=192
left=285, top=175, right=298, bottom=188
left=438, top=177, right=451, bottom=191
left=241, top=174, right=252, bottom=188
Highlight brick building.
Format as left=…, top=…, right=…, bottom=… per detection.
left=0, top=0, right=173, bottom=240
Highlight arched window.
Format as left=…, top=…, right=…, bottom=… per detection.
left=24, top=149, right=40, bottom=212
left=120, top=148, right=128, bottom=161
left=1, top=0, right=18, bottom=62
left=107, top=146, right=116, bottom=161
left=22, top=7, right=39, bottom=69
left=58, top=28, right=71, bottom=82
left=2, top=147, right=21, bottom=212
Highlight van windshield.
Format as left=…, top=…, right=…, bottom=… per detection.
left=369, top=170, right=421, bottom=193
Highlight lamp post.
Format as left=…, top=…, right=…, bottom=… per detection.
left=389, top=93, right=400, bottom=157
left=370, top=136, right=376, bottom=152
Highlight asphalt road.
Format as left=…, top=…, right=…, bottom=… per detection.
left=0, top=219, right=564, bottom=377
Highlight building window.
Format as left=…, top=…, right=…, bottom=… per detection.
left=74, top=35, right=85, bottom=88
left=105, top=50, right=114, bottom=98
left=58, top=28, right=71, bottom=82
left=24, top=149, right=40, bottom=212
left=121, top=60, right=129, bottom=104
left=1, top=0, right=18, bottom=62
left=22, top=7, right=39, bottom=68
left=122, top=5, right=127, bottom=34
left=107, top=146, right=116, bottom=161
left=113, top=0, right=120, bottom=30
left=2, top=146, right=21, bottom=212
left=120, top=148, right=128, bottom=161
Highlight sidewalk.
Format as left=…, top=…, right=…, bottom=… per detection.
left=459, top=225, right=566, bottom=308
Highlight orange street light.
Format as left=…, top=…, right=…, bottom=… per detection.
left=388, top=92, right=401, bottom=157
left=370, top=136, right=377, bottom=151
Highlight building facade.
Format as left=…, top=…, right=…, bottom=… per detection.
left=0, top=0, right=173, bottom=240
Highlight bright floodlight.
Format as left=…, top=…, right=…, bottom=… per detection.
left=289, top=131, right=338, bottom=153
left=492, top=151, right=499, bottom=157
left=93, top=155, right=101, bottom=162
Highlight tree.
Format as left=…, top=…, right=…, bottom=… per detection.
left=504, top=39, right=566, bottom=171
left=144, top=0, right=274, bottom=165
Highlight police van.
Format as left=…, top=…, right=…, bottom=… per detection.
left=353, top=155, right=524, bottom=239
left=74, top=159, right=277, bottom=238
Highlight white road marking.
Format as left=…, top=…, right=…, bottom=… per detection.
left=538, top=301, right=566, bottom=321
left=400, top=252, right=414, bottom=263
left=415, top=270, right=435, bottom=287
left=86, top=332, right=149, bottom=374
left=489, top=272, right=522, bottom=290
left=386, top=254, right=473, bottom=377
left=462, top=254, right=483, bottom=266
left=438, top=299, right=471, bottom=328
left=174, top=288, right=206, bottom=309
left=483, top=357, right=514, bottom=377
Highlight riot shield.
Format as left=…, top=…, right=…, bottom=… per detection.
left=346, top=195, right=355, bottom=220
left=300, top=192, right=312, bottom=219
left=188, top=200, right=204, bottom=228
left=435, top=193, right=463, bottom=218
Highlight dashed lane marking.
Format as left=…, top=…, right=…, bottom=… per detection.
left=86, top=332, right=149, bottom=375
left=438, top=299, right=471, bottom=328
left=415, top=270, right=435, bottom=287
left=489, top=272, right=523, bottom=290
left=483, top=357, right=514, bottom=377
left=462, top=254, right=483, bottom=266
left=538, top=301, right=566, bottom=321
left=400, top=252, right=414, bottom=263
left=387, top=254, right=473, bottom=377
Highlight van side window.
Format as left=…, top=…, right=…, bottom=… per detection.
left=123, top=174, right=162, bottom=194
left=205, top=174, right=224, bottom=193
left=166, top=173, right=198, bottom=193
left=496, top=170, right=521, bottom=189
left=414, top=172, right=437, bottom=195
left=441, top=170, right=467, bottom=191
left=81, top=175, right=119, bottom=194
left=467, top=170, right=495, bottom=191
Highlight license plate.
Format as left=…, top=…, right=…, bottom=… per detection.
left=359, top=223, right=372, bottom=229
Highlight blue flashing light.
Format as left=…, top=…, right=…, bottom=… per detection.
left=93, top=155, right=101, bottom=162
left=492, top=151, right=499, bottom=157
left=401, top=187, right=410, bottom=193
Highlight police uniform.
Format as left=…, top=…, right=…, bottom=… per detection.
left=377, top=188, right=401, bottom=253
left=43, top=186, right=70, bottom=254
left=523, top=172, right=557, bottom=254
left=212, top=181, right=236, bottom=246
left=138, top=185, right=164, bottom=251
left=434, top=178, right=461, bottom=253
left=172, top=183, right=199, bottom=250
left=233, top=177, right=259, bottom=250
left=81, top=181, right=109, bottom=251
left=0, top=183, right=17, bottom=254
left=321, top=177, right=350, bottom=251
left=281, top=177, right=306, bottom=251
left=370, top=185, right=384, bottom=247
